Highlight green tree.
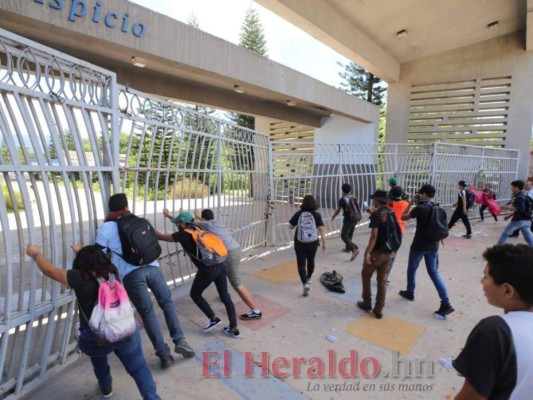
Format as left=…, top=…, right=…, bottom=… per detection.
left=227, top=8, right=269, bottom=196
left=338, top=61, right=386, bottom=106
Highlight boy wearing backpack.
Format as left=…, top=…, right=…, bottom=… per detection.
left=331, top=183, right=362, bottom=261
left=399, top=184, right=455, bottom=318
left=497, top=180, right=533, bottom=246
left=96, top=194, right=194, bottom=369
left=357, top=190, right=398, bottom=319
left=448, top=180, right=473, bottom=239
left=156, top=212, right=240, bottom=338
left=288, top=195, right=327, bottom=296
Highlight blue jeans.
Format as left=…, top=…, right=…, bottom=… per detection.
left=406, top=248, right=450, bottom=304
left=78, top=328, right=160, bottom=400
left=123, top=266, right=184, bottom=357
left=497, top=220, right=533, bottom=246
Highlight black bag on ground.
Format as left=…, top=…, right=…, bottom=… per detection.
left=320, top=270, right=345, bottom=294
left=115, top=213, right=162, bottom=266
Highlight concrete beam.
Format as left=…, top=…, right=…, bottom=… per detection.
left=255, top=0, right=400, bottom=83
left=526, top=0, right=533, bottom=51
left=0, top=0, right=375, bottom=124
left=115, top=68, right=324, bottom=127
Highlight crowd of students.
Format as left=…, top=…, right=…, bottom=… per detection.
left=25, top=178, right=533, bottom=399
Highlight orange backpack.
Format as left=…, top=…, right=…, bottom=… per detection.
left=184, top=226, right=228, bottom=266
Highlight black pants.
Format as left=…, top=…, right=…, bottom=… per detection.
left=479, top=205, right=497, bottom=221
left=448, top=208, right=471, bottom=235
left=190, top=263, right=237, bottom=329
left=294, top=243, right=318, bottom=285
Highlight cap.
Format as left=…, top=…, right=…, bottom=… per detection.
left=388, top=177, right=398, bottom=185
left=418, top=184, right=436, bottom=197
left=370, top=189, right=392, bottom=203
left=390, top=186, right=404, bottom=200
left=171, top=212, right=194, bottom=224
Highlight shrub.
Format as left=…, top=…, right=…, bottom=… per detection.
left=168, top=178, right=210, bottom=199
left=2, top=185, right=24, bottom=212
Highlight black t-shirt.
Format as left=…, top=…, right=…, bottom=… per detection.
left=338, top=196, right=356, bottom=223
left=410, top=202, right=439, bottom=252
left=289, top=210, right=324, bottom=245
left=453, top=316, right=517, bottom=400
left=171, top=226, right=207, bottom=271
left=67, top=269, right=98, bottom=330
left=368, top=206, right=389, bottom=252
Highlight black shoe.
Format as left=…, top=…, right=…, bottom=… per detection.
left=101, top=387, right=113, bottom=398
left=399, top=290, right=414, bottom=301
left=159, top=354, right=175, bottom=369
left=373, top=309, right=383, bottom=319
left=357, top=301, right=372, bottom=311
left=435, top=302, right=455, bottom=317
left=462, top=234, right=472, bottom=239
left=174, top=338, right=195, bottom=358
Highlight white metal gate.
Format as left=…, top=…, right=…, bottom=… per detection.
left=0, top=27, right=522, bottom=399
left=0, top=28, right=270, bottom=399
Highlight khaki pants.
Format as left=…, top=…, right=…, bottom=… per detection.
left=361, top=249, right=391, bottom=315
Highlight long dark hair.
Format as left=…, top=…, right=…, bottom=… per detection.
left=300, top=195, right=319, bottom=211
left=73, top=245, right=118, bottom=279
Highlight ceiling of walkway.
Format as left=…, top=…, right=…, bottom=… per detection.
left=257, top=0, right=527, bottom=82
left=328, top=0, right=526, bottom=63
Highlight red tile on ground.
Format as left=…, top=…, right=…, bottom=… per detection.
left=222, top=295, right=290, bottom=331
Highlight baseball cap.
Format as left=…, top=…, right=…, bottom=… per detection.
left=171, top=212, right=194, bottom=224
left=389, top=177, right=398, bottom=185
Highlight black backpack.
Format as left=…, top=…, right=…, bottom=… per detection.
left=384, top=210, right=402, bottom=252
left=424, top=204, right=449, bottom=242
left=344, top=196, right=362, bottom=222
left=517, top=194, right=533, bottom=219
left=115, top=213, right=162, bottom=266
left=464, top=189, right=475, bottom=210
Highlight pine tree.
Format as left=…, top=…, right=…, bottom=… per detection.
left=230, top=8, right=268, bottom=130
left=338, top=61, right=386, bottom=106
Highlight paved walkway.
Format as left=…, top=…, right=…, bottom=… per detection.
left=21, top=218, right=526, bottom=400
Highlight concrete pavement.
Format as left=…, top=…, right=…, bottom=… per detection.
left=21, top=218, right=526, bottom=400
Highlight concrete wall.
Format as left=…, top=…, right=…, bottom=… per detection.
left=387, top=31, right=533, bottom=177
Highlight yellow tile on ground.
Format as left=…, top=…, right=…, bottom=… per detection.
left=252, top=261, right=299, bottom=283
left=346, top=314, right=424, bottom=356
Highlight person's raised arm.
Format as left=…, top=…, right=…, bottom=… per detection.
left=26, top=245, right=68, bottom=285
left=156, top=230, right=175, bottom=243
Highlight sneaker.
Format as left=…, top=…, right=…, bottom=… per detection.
left=435, top=302, right=455, bottom=317
left=399, top=290, right=414, bottom=301
left=341, top=249, right=351, bottom=253
left=356, top=301, right=371, bottom=312
left=373, top=310, right=383, bottom=319
left=462, top=234, right=472, bottom=239
left=240, top=310, right=263, bottom=320
left=303, top=284, right=310, bottom=297
left=350, top=249, right=360, bottom=262
left=174, top=338, right=195, bottom=358
left=101, top=387, right=113, bottom=398
left=204, top=317, right=221, bottom=332
left=223, top=326, right=240, bottom=338
left=159, top=354, right=175, bottom=369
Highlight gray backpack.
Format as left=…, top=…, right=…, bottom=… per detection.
left=297, top=211, right=318, bottom=243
